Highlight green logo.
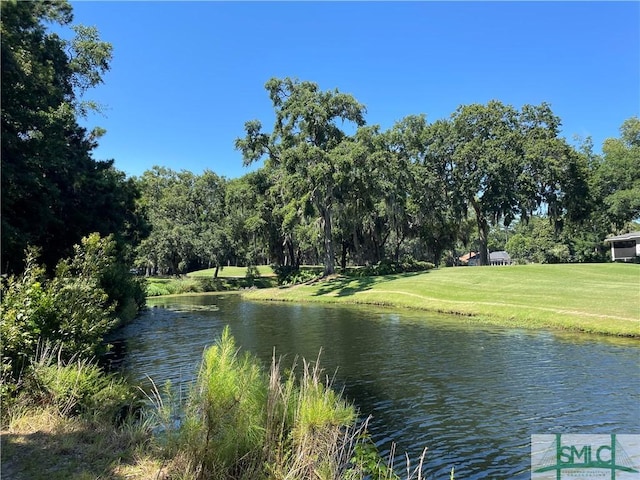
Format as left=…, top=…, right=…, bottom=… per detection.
left=532, top=434, right=640, bottom=479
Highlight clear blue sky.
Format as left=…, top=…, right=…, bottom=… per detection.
left=69, top=1, right=639, bottom=180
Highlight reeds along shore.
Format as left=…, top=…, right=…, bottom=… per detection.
left=2, top=328, right=439, bottom=480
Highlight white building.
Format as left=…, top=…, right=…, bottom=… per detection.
left=603, top=232, right=640, bottom=261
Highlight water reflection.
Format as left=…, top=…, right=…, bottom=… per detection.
left=114, top=294, right=640, bottom=480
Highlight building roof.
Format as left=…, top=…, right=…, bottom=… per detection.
left=490, top=251, right=511, bottom=260
left=459, top=251, right=478, bottom=262
left=603, top=231, right=640, bottom=243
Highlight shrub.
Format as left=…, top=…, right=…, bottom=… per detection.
left=179, top=327, right=267, bottom=478
left=1, top=248, right=117, bottom=383
left=1, top=234, right=143, bottom=411
left=350, top=259, right=435, bottom=277
left=157, top=327, right=397, bottom=480
left=169, top=278, right=204, bottom=295
left=57, top=233, right=146, bottom=322
left=273, top=265, right=322, bottom=285
left=146, top=283, right=172, bottom=297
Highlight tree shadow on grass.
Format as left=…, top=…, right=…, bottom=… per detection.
left=1, top=422, right=153, bottom=480
left=313, top=271, right=427, bottom=298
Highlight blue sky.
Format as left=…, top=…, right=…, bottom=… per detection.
left=69, top=1, right=639, bottom=180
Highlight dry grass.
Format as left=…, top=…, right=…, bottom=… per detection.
left=1, top=407, right=164, bottom=480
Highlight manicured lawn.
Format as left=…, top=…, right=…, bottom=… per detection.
left=187, top=265, right=275, bottom=278
left=243, top=263, right=640, bottom=337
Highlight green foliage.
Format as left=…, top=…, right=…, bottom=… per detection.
left=181, top=327, right=267, bottom=478
left=1, top=0, right=146, bottom=274
left=506, top=217, right=571, bottom=264
left=352, top=259, right=435, bottom=277
left=348, top=436, right=399, bottom=480
left=155, top=327, right=399, bottom=480
left=273, top=265, right=322, bottom=285
left=237, top=77, right=367, bottom=276
left=146, top=282, right=172, bottom=297
left=1, top=247, right=115, bottom=384
left=56, top=232, right=147, bottom=322
left=1, top=248, right=56, bottom=381
left=136, top=167, right=229, bottom=276
left=24, top=345, right=139, bottom=421
left=590, top=117, right=640, bottom=230
left=1, top=233, right=143, bottom=396
left=445, top=101, right=589, bottom=265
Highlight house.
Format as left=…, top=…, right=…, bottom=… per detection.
left=603, top=232, right=640, bottom=262
left=458, top=251, right=478, bottom=266
left=458, top=250, right=512, bottom=266
left=489, top=250, right=512, bottom=266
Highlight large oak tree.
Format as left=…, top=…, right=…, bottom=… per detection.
left=236, top=77, right=366, bottom=275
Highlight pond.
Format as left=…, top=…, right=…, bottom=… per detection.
left=113, top=294, right=640, bottom=479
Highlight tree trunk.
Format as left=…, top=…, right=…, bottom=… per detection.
left=322, top=205, right=335, bottom=276
left=471, top=199, right=490, bottom=266
left=341, top=241, right=348, bottom=271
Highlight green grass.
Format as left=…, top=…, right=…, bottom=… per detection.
left=187, top=265, right=276, bottom=278
left=146, top=273, right=277, bottom=297
left=242, top=263, right=640, bottom=337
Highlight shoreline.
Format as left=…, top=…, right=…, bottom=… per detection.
left=239, top=265, right=640, bottom=338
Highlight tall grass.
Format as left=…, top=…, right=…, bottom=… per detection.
left=3, top=333, right=450, bottom=479
left=18, top=343, right=139, bottom=421
left=149, top=327, right=436, bottom=479
left=182, top=327, right=266, bottom=478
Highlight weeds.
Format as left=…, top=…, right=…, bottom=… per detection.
left=2, top=330, right=448, bottom=480
left=144, top=327, right=436, bottom=479
left=19, top=343, right=139, bottom=422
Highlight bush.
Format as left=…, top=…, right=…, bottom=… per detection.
left=1, top=234, right=144, bottom=410
left=181, top=327, right=267, bottom=478
left=155, top=327, right=396, bottom=480
left=350, top=259, right=435, bottom=277
left=57, top=233, right=146, bottom=322
left=273, top=265, right=322, bottom=285
left=168, top=278, right=203, bottom=295
left=1, top=248, right=117, bottom=383
left=146, top=283, right=172, bottom=297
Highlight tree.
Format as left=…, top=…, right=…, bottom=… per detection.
left=137, top=168, right=197, bottom=275
left=591, top=117, right=640, bottom=230
left=236, top=77, right=366, bottom=275
left=505, top=216, right=570, bottom=264
left=136, top=167, right=230, bottom=276
left=392, top=116, right=461, bottom=264
left=193, top=171, right=230, bottom=278
left=1, top=0, right=142, bottom=273
left=446, top=101, right=588, bottom=265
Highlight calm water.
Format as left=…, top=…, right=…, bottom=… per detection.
left=113, top=294, right=640, bottom=479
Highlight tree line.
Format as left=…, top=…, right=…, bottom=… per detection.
left=137, top=79, right=639, bottom=276
left=2, top=1, right=639, bottom=282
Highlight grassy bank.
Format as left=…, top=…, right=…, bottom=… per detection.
left=2, top=329, right=432, bottom=480
left=242, top=263, right=640, bottom=337
left=186, top=265, right=276, bottom=278
left=146, top=272, right=277, bottom=296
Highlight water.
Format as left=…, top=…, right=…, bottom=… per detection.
left=114, top=293, right=640, bottom=479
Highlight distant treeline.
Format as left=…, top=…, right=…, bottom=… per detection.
left=2, top=1, right=639, bottom=279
